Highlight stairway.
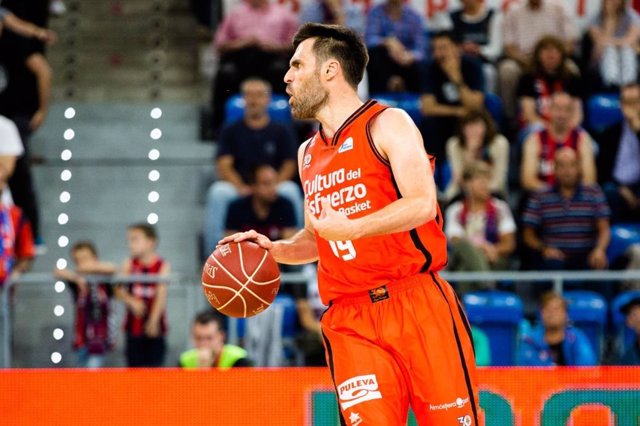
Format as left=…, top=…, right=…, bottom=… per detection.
left=47, top=0, right=207, bottom=102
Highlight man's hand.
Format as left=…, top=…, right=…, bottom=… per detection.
left=218, top=229, right=273, bottom=251
left=308, top=198, right=358, bottom=241
left=144, top=319, right=160, bottom=337
left=129, top=298, right=147, bottom=318
left=197, top=348, right=214, bottom=368
left=480, top=242, right=499, bottom=264
left=440, top=57, right=463, bottom=84
left=542, top=246, right=566, bottom=261
left=461, top=41, right=481, bottom=56
left=30, top=109, right=46, bottom=130
left=588, top=248, right=608, bottom=270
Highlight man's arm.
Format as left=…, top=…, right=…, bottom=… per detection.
left=145, top=262, right=170, bottom=336
left=0, top=156, right=17, bottom=184
left=578, top=133, right=597, bottom=185
left=504, top=44, right=529, bottom=67
left=420, top=94, right=465, bottom=117
left=25, top=53, right=52, bottom=130
left=277, top=159, right=297, bottom=183
left=458, top=85, right=484, bottom=110
left=520, top=133, right=546, bottom=191
left=310, top=108, right=437, bottom=240
left=217, top=155, right=250, bottom=194
left=3, top=13, right=56, bottom=43
left=588, top=217, right=610, bottom=270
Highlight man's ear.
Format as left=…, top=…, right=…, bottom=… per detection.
left=322, top=59, right=340, bottom=81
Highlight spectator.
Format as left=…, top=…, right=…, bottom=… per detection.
left=0, top=22, right=53, bottom=250
left=618, top=296, right=640, bottom=364
left=437, top=0, right=503, bottom=92
left=499, top=0, right=578, bottom=119
left=294, top=274, right=327, bottom=367
left=179, top=310, right=252, bottom=369
left=517, top=292, right=597, bottom=366
left=520, top=92, right=596, bottom=192
left=516, top=36, right=583, bottom=136
left=420, top=31, right=485, bottom=165
left=0, top=6, right=56, bottom=43
left=53, top=241, right=117, bottom=368
left=444, top=161, right=516, bottom=294
left=444, top=109, right=509, bottom=201
left=0, top=127, right=34, bottom=288
left=471, top=326, right=491, bottom=367
left=204, top=78, right=301, bottom=256
left=523, top=147, right=610, bottom=272
left=210, top=0, right=297, bottom=135
left=588, top=0, right=640, bottom=90
left=300, top=0, right=365, bottom=35
left=596, top=83, right=640, bottom=223
left=225, top=164, right=297, bottom=240
left=364, top=0, right=426, bottom=93
left=115, top=224, right=170, bottom=367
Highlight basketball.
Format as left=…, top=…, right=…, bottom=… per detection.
left=201, top=241, right=281, bottom=318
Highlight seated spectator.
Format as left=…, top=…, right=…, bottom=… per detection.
left=294, top=274, right=327, bottom=367
left=225, top=164, right=297, bottom=240
left=596, top=84, right=640, bottom=223
left=499, top=0, right=577, bottom=119
left=471, top=326, right=491, bottom=367
left=437, top=0, right=503, bottom=92
left=587, top=0, right=640, bottom=90
left=618, top=296, right=640, bottom=364
left=114, top=224, right=171, bottom=368
left=53, top=241, right=117, bottom=368
left=445, top=109, right=509, bottom=201
left=204, top=78, right=301, bottom=256
left=445, top=161, right=516, bottom=294
left=179, top=310, right=252, bottom=369
left=300, top=0, right=365, bottom=35
left=520, top=92, right=596, bottom=192
left=364, top=0, right=426, bottom=93
left=209, top=0, right=297, bottom=135
left=523, top=148, right=610, bottom=272
left=517, top=292, right=597, bottom=366
left=0, top=115, right=22, bottom=192
left=516, top=36, right=583, bottom=136
left=420, top=31, right=485, bottom=164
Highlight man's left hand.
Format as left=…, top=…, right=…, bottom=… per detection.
left=588, top=248, right=608, bottom=270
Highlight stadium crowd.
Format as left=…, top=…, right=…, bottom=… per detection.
left=0, top=0, right=640, bottom=368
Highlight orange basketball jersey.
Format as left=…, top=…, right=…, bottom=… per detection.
left=300, top=100, right=447, bottom=305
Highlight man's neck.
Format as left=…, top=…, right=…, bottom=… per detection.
left=251, top=197, right=271, bottom=219
left=245, top=114, right=269, bottom=129
left=549, top=125, right=570, bottom=141
left=467, top=197, right=488, bottom=211
left=545, top=327, right=565, bottom=344
left=315, top=91, right=364, bottom=140
left=137, top=252, right=158, bottom=266
left=463, top=2, right=482, bottom=17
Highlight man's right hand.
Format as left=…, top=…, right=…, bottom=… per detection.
left=218, top=229, right=273, bottom=251
left=128, top=298, right=147, bottom=318
left=542, top=246, right=566, bottom=261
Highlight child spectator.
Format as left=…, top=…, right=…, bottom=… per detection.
left=618, top=296, right=640, bottom=365
left=115, top=224, right=170, bottom=367
left=517, top=292, right=597, bottom=366
left=53, top=241, right=117, bottom=368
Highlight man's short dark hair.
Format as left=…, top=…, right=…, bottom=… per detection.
left=194, top=309, right=226, bottom=332
left=128, top=223, right=158, bottom=241
left=431, top=30, right=461, bottom=44
left=247, top=164, right=276, bottom=185
left=292, top=23, right=368, bottom=89
left=71, top=240, right=98, bottom=257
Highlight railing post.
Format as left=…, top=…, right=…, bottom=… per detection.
left=553, top=275, right=564, bottom=294
left=2, top=280, right=12, bottom=368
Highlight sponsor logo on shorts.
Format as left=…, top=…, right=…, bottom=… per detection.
left=348, top=412, right=362, bottom=426
left=337, top=374, right=382, bottom=410
left=429, top=396, right=469, bottom=411
left=458, top=415, right=473, bottom=425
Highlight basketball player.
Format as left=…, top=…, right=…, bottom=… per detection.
left=220, top=23, right=481, bottom=425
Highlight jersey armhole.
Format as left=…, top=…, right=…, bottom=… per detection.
left=365, top=109, right=391, bottom=167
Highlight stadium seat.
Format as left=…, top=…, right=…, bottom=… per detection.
left=607, top=224, right=640, bottom=265
left=611, top=291, right=640, bottom=355
left=564, top=290, right=608, bottom=358
left=586, top=94, right=623, bottom=133
left=223, top=94, right=292, bottom=125
left=484, top=92, right=504, bottom=131
left=371, top=93, right=422, bottom=124
left=272, top=293, right=301, bottom=364
left=462, top=291, right=524, bottom=366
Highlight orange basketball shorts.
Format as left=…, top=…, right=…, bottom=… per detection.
left=320, top=272, right=482, bottom=426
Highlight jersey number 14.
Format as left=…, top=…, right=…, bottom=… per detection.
left=329, top=240, right=356, bottom=261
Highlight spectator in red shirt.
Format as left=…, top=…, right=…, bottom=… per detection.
left=54, top=241, right=117, bottom=368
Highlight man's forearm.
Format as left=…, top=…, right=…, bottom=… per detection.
left=353, top=196, right=436, bottom=239
left=271, top=228, right=318, bottom=265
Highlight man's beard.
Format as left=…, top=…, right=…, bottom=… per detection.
left=290, top=77, right=329, bottom=120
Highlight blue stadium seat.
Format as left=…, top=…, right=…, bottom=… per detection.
left=484, top=92, right=504, bottom=130
left=611, top=291, right=640, bottom=355
left=371, top=93, right=422, bottom=124
left=564, top=291, right=607, bottom=358
left=223, top=94, right=292, bottom=125
left=272, top=293, right=300, bottom=363
left=607, top=224, right=640, bottom=264
left=462, top=291, right=524, bottom=366
left=586, top=94, right=623, bottom=133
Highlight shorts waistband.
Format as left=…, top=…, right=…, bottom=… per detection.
left=329, top=272, right=438, bottom=306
